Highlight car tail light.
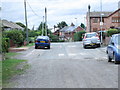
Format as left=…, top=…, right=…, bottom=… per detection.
left=96, top=35, right=100, bottom=40
left=97, top=36, right=100, bottom=40
left=98, top=38, right=100, bottom=40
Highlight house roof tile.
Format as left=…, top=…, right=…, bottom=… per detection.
left=1, top=19, right=24, bottom=30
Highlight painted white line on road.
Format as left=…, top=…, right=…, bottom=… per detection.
left=24, top=49, right=35, bottom=57
left=68, top=53, right=76, bottom=56
left=58, top=54, right=65, bottom=56
left=67, top=45, right=76, bottom=48
left=79, top=53, right=86, bottom=55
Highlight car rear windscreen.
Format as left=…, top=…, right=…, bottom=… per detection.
left=86, top=33, right=96, bottom=38
left=37, top=36, right=49, bottom=40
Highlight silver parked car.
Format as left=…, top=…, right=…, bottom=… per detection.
left=83, top=32, right=101, bottom=48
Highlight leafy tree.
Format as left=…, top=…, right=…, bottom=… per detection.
left=38, top=22, right=45, bottom=30
left=57, top=21, right=68, bottom=29
left=80, top=23, right=85, bottom=29
left=16, top=22, right=26, bottom=28
left=16, top=22, right=30, bottom=31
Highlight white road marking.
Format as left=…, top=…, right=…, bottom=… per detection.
left=79, top=53, right=86, bottom=55
left=67, top=45, right=76, bottom=48
left=68, top=53, right=76, bottom=56
left=24, top=49, right=35, bottom=57
left=58, top=54, right=65, bottom=56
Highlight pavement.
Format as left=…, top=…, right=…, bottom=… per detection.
left=8, top=47, right=30, bottom=52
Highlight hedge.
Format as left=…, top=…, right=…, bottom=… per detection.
left=3, top=30, right=24, bottom=47
left=2, top=38, right=10, bottom=53
left=74, top=30, right=86, bottom=41
left=49, top=34, right=59, bottom=42
left=106, top=29, right=120, bottom=37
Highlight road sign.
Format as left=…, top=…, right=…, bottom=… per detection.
left=100, top=22, right=103, bottom=26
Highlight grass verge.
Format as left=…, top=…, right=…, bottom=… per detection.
left=1, top=52, right=30, bottom=88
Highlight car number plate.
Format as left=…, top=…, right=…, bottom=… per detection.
left=40, top=41, right=45, bottom=43
left=90, top=43, right=95, bottom=45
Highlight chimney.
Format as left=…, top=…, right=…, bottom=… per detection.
left=71, top=23, right=75, bottom=26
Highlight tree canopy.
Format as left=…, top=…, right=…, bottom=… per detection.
left=57, top=21, right=68, bottom=29
left=16, top=22, right=26, bottom=28
left=38, top=22, right=45, bottom=30
left=80, top=23, right=85, bottom=29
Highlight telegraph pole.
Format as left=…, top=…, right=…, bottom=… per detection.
left=42, top=16, right=44, bottom=36
left=24, top=0, right=28, bottom=44
left=88, top=5, right=91, bottom=32
left=45, top=7, right=47, bottom=36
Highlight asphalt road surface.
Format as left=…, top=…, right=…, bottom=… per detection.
left=11, top=42, right=118, bottom=88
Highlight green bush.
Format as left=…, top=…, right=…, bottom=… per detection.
left=49, top=34, right=59, bottom=42
left=29, top=31, right=41, bottom=37
left=74, top=31, right=86, bottom=41
left=2, top=38, right=10, bottom=53
left=3, top=30, right=24, bottom=47
left=106, top=29, right=120, bottom=37
left=58, top=40, right=65, bottom=42
left=28, top=37, right=35, bottom=43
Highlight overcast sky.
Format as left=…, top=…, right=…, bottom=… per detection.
left=1, top=0, right=120, bottom=29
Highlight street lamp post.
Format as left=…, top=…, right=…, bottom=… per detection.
left=100, top=14, right=104, bottom=44
left=75, top=18, right=77, bottom=27
left=100, top=0, right=103, bottom=44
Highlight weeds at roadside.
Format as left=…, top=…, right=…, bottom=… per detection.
left=1, top=52, right=30, bottom=88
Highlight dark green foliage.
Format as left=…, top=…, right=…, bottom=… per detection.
left=80, top=23, right=85, bottom=29
left=3, top=30, right=24, bottom=47
left=2, top=38, right=10, bottom=53
left=57, top=21, right=68, bottom=29
left=58, top=40, right=65, bottom=42
left=106, top=29, right=120, bottom=37
left=49, top=34, right=59, bottom=42
left=16, top=22, right=26, bottom=28
left=38, top=22, right=45, bottom=31
left=28, top=37, right=35, bottom=43
left=74, top=31, right=86, bottom=41
left=28, top=30, right=41, bottom=37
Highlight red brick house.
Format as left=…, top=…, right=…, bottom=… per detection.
left=59, top=23, right=85, bottom=41
left=86, top=8, right=120, bottom=32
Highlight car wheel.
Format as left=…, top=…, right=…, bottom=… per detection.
left=84, top=45, right=86, bottom=49
left=108, top=55, right=112, bottom=62
left=113, top=54, right=117, bottom=64
left=35, top=46, right=37, bottom=49
left=97, top=44, right=101, bottom=47
left=48, top=46, right=50, bottom=49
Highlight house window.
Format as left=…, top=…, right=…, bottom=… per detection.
left=93, top=28, right=98, bottom=32
left=112, top=17, right=120, bottom=23
left=99, top=18, right=104, bottom=23
left=93, top=18, right=99, bottom=23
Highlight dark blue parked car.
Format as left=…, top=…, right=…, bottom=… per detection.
left=106, top=34, right=120, bottom=64
left=35, top=36, right=50, bottom=49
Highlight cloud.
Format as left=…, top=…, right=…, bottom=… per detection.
left=1, top=0, right=119, bottom=29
